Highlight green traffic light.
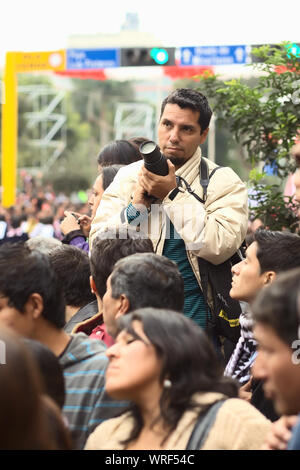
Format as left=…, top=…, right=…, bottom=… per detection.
left=286, top=43, right=300, bottom=58
left=150, top=48, right=169, bottom=65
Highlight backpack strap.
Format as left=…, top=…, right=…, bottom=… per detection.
left=186, top=400, right=225, bottom=450
left=177, top=157, right=222, bottom=204
left=200, top=157, right=222, bottom=203
left=200, top=157, right=210, bottom=202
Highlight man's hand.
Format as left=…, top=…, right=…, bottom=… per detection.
left=60, top=211, right=80, bottom=235
left=138, top=159, right=177, bottom=201
left=261, top=415, right=299, bottom=450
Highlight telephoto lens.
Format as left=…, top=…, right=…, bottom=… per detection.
left=139, top=141, right=169, bottom=176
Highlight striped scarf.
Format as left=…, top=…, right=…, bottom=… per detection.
left=224, top=304, right=257, bottom=385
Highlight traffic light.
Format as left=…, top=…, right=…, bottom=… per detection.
left=121, top=47, right=175, bottom=66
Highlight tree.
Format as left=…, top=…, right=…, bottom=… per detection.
left=195, top=42, right=300, bottom=231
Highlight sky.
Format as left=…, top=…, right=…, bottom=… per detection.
left=0, top=0, right=299, bottom=68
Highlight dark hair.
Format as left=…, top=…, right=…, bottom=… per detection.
left=10, top=215, right=22, bottom=229
left=0, top=243, right=65, bottom=328
left=101, top=164, right=124, bottom=191
left=117, top=308, right=238, bottom=445
left=97, top=140, right=142, bottom=167
left=0, top=328, right=55, bottom=449
left=41, top=395, right=73, bottom=450
left=253, top=230, right=300, bottom=274
left=110, top=253, right=184, bottom=312
left=23, top=339, right=65, bottom=409
left=128, top=137, right=149, bottom=150
left=90, top=227, right=154, bottom=299
left=49, top=245, right=95, bottom=308
left=252, top=267, right=300, bottom=346
left=160, top=88, right=212, bottom=134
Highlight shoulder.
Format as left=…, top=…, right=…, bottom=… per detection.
left=203, top=158, right=245, bottom=185
left=111, top=160, right=143, bottom=182
left=203, top=398, right=271, bottom=450
left=60, top=334, right=108, bottom=369
left=220, top=397, right=270, bottom=418
left=84, top=412, right=133, bottom=450
left=201, top=159, right=247, bottom=203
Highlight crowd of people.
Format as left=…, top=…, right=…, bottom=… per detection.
left=0, top=88, right=300, bottom=452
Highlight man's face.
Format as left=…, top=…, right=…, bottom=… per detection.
left=102, top=275, right=123, bottom=338
left=158, top=103, right=208, bottom=169
left=230, top=242, right=267, bottom=303
left=253, top=323, right=300, bottom=415
left=0, top=295, right=34, bottom=337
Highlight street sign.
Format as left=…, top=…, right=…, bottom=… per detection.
left=67, top=49, right=120, bottom=69
left=179, top=45, right=250, bottom=66
left=15, top=50, right=66, bottom=73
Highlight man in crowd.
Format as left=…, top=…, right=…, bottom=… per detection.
left=0, top=243, right=127, bottom=449
left=48, top=244, right=98, bottom=333
left=90, top=88, right=248, bottom=341
left=251, top=269, right=300, bottom=449
left=101, top=251, right=185, bottom=339
left=225, top=229, right=300, bottom=420
left=73, top=226, right=154, bottom=344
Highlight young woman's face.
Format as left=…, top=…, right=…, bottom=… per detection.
left=105, top=321, right=163, bottom=403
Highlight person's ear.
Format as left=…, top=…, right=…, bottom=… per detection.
left=24, top=293, right=44, bottom=320
left=90, top=276, right=98, bottom=296
left=263, top=271, right=276, bottom=285
left=115, top=294, right=130, bottom=320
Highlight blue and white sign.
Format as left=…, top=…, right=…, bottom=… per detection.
left=67, top=49, right=120, bottom=69
left=179, top=45, right=250, bottom=66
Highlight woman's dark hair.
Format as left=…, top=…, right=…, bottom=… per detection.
left=0, top=328, right=56, bottom=449
left=101, top=164, right=124, bottom=191
left=116, top=308, right=238, bottom=445
left=23, top=339, right=65, bottom=409
left=97, top=140, right=142, bottom=167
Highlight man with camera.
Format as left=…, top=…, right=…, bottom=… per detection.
left=90, top=88, right=248, bottom=342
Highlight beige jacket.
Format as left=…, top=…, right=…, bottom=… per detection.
left=84, top=392, right=271, bottom=450
left=90, top=147, right=248, bottom=292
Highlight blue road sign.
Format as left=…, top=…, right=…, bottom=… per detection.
left=67, top=49, right=120, bottom=69
left=179, top=45, right=249, bottom=66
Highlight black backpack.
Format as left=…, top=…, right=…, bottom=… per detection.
left=177, top=157, right=244, bottom=344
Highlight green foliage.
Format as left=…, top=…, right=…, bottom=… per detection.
left=196, top=42, right=300, bottom=231
left=248, top=172, right=299, bottom=233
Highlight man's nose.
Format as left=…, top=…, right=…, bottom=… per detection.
left=252, top=352, right=267, bottom=380
left=169, top=127, right=180, bottom=143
